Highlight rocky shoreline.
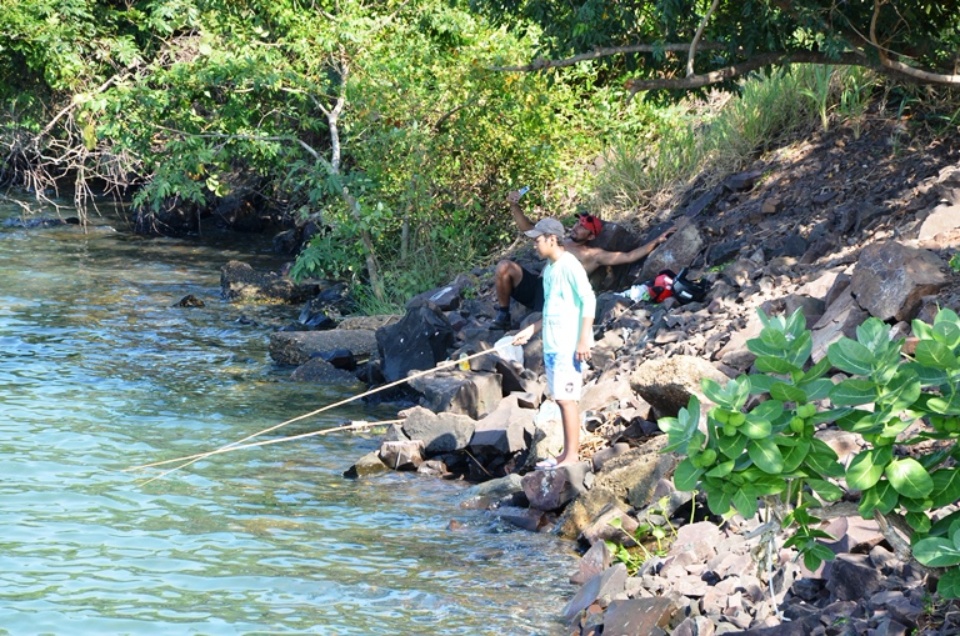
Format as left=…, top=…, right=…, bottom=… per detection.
left=223, top=122, right=960, bottom=635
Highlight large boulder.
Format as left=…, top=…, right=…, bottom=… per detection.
left=269, top=330, right=378, bottom=366
left=849, top=241, right=950, bottom=322
left=521, top=461, right=592, bottom=511
left=630, top=355, right=729, bottom=416
left=469, top=394, right=537, bottom=455
left=918, top=203, right=960, bottom=244
left=589, top=436, right=677, bottom=509
left=405, top=274, right=476, bottom=311
left=290, top=357, right=363, bottom=385
left=407, top=371, right=503, bottom=420
left=376, top=303, right=454, bottom=383
left=399, top=406, right=477, bottom=455
left=640, top=222, right=705, bottom=282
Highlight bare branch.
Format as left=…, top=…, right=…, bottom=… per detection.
left=869, top=0, right=960, bottom=85
left=490, top=42, right=725, bottom=72
left=688, top=0, right=722, bottom=77
left=626, top=51, right=869, bottom=95
left=36, top=73, right=129, bottom=143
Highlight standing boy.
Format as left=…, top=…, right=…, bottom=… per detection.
left=512, top=217, right=596, bottom=469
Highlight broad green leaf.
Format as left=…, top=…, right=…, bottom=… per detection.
left=905, top=511, right=931, bottom=533
left=673, top=458, right=703, bottom=491
left=788, top=331, right=813, bottom=369
left=810, top=407, right=852, bottom=426
left=781, top=440, right=810, bottom=473
left=857, top=318, right=890, bottom=354
left=933, top=319, right=960, bottom=350
left=718, top=431, right=749, bottom=459
left=706, top=489, right=732, bottom=516
left=732, top=488, right=758, bottom=519
left=755, top=355, right=801, bottom=375
left=885, top=458, right=934, bottom=499
left=931, top=469, right=960, bottom=508
left=912, top=319, right=933, bottom=340
left=751, top=399, right=785, bottom=422
left=806, top=439, right=844, bottom=477
left=936, top=569, right=960, bottom=599
left=927, top=393, right=960, bottom=416
left=800, top=378, right=834, bottom=401
left=770, top=381, right=806, bottom=403
left=701, top=378, right=727, bottom=406
left=748, top=374, right=776, bottom=394
left=858, top=480, right=899, bottom=518
left=839, top=408, right=886, bottom=435
left=807, top=478, right=843, bottom=501
left=913, top=537, right=960, bottom=567
left=847, top=447, right=893, bottom=491
left=740, top=416, right=772, bottom=440
left=748, top=437, right=784, bottom=474
left=747, top=477, right=786, bottom=496
left=915, top=340, right=958, bottom=371
left=879, top=368, right=921, bottom=411
left=934, top=307, right=960, bottom=328
left=906, top=362, right=948, bottom=387
left=931, top=510, right=960, bottom=537
left=899, top=496, right=934, bottom=512
left=802, top=357, right=832, bottom=382
left=784, top=309, right=808, bottom=338
left=705, top=460, right=735, bottom=478
left=828, top=338, right=875, bottom=375
left=830, top=378, right=876, bottom=406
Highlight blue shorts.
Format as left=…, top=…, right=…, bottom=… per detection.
left=544, top=352, right=583, bottom=401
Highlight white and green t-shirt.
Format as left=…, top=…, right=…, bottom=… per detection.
left=541, top=251, right=596, bottom=355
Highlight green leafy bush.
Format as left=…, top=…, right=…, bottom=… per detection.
left=659, top=308, right=960, bottom=598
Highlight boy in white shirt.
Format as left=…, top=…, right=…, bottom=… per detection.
left=512, top=217, right=596, bottom=469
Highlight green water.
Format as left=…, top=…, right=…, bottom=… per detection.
left=0, top=198, right=575, bottom=635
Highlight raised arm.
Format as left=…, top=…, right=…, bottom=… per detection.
left=593, top=224, right=676, bottom=267
left=506, top=190, right=536, bottom=232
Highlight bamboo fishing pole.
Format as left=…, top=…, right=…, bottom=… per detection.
left=128, top=342, right=511, bottom=482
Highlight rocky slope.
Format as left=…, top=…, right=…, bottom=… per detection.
left=242, top=116, right=960, bottom=635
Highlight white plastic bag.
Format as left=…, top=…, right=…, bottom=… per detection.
left=493, top=335, right=524, bottom=366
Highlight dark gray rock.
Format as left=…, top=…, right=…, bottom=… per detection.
left=399, top=406, right=476, bottom=454
left=407, top=371, right=502, bottom=420
left=376, top=303, right=454, bottom=383
left=825, top=554, right=882, bottom=602
left=269, top=329, right=379, bottom=366
left=563, top=563, right=629, bottom=621
left=849, top=241, right=950, bottom=322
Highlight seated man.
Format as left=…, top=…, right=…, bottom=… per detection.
left=493, top=189, right=675, bottom=328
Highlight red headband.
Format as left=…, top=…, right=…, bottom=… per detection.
left=578, top=214, right=603, bottom=236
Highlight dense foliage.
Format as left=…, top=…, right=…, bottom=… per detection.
left=1, top=0, right=956, bottom=307
left=660, top=309, right=960, bottom=598
left=474, top=1, right=960, bottom=91
left=0, top=0, right=664, bottom=305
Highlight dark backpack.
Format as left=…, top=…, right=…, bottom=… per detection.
left=671, top=268, right=710, bottom=304
left=644, top=268, right=710, bottom=305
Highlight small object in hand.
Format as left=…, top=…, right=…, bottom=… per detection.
left=518, top=185, right=530, bottom=197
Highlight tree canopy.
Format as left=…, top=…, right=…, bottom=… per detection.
left=476, top=0, right=960, bottom=93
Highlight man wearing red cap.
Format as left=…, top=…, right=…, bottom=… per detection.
left=492, top=189, right=675, bottom=328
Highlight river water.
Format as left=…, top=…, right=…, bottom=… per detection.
left=0, top=196, right=575, bottom=635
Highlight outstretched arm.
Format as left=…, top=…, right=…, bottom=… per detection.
left=593, top=224, right=677, bottom=267
left=506, top=190, right=536, bottom=232
left=512, top=320, right=542, bottom=346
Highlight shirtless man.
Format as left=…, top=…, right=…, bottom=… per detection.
left=492, top=189, right=675, bottom=328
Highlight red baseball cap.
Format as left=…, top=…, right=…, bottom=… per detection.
left=577, top=213, right=603, bottom=236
